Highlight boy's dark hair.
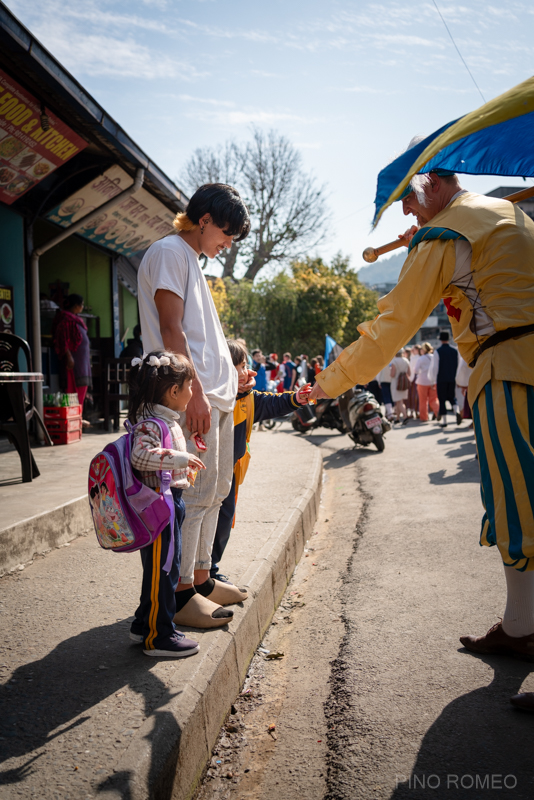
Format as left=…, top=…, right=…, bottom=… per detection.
left=251, top=349, right=261, bottom=357
left=128, top=350, right=196, bottom=423
left=65, top=293, right=84, bottom=310
left=187, top=184, right=250, bottom=242
left=226, top=338, right=248, bottom=367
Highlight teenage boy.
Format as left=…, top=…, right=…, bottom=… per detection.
left=137, top=184, right=251, bottom=629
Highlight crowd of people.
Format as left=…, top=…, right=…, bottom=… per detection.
left=247, top=349, right=324, bottom=394
left=368, top=331, right=472, bottom=427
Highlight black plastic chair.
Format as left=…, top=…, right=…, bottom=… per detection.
left=0, top=332, right=52, bottom=482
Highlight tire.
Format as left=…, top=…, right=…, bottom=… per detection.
left=372, top=433, right=385, bottom=452
left=291, top=416, right=310, bottom=434
left=264, top=419, right=276, bottom=430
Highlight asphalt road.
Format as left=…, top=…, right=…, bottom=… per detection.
left=198, top=419, right=534, bottom=800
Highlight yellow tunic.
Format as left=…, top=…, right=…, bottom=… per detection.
left=317, top=191, right=534, bottom=406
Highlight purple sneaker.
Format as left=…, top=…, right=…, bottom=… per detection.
left=143, top=631, right=199, bottom=658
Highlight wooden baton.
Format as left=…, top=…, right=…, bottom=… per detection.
left=362, top=184, right=534, bottom=263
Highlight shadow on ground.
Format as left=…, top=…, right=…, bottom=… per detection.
left=0, top=620, right=182, bottom=799
left=428, top=438, right=480, bottom=485
left=390, top=653, right=534, bottom=799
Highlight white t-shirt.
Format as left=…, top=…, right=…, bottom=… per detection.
left=137, top=234, right=237, bottom=413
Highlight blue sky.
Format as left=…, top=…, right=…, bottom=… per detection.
left=5, top=0, right=534, bottom=276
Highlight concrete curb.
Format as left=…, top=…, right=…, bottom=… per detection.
left=0, top=495, right=92, bottom=576
left=102, top=446, right=323, bottom=800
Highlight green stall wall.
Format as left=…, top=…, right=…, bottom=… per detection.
left=36, top=221, right=112, bottom=337
left=0, top=203, right=26, bottom=340
left=120, top=283, right=139, bottom=343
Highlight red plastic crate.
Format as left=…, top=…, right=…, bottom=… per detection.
left=44, top=405, right=82, bottom=420
left=49, top=429, right=82, bottom=445
left=45, top=417, right=82, bottom=433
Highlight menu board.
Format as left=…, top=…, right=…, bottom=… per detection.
left=46, top=165, right=176, bottom=257
left=0, top=68, right=87, bottom=205
left=0, top=285, right=15, bottom=334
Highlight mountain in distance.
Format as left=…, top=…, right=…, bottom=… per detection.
left=357, top=250, right=407, bottom=287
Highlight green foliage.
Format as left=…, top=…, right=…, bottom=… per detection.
left=208, top=253, right=379, bottom=356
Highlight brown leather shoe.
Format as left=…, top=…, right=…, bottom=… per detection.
left=510, top=692, right=534, bottom=711
left=460, top=621, right=534, bottom=661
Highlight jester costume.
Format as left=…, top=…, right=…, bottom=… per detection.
left=317, top=190, right=534, bottom=571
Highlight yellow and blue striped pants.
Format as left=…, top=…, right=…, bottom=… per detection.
left=473, top=379, right=534, bottom=571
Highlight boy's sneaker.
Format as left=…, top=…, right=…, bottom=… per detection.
left=129, top=622, right=144, bottom=644
left=143, top=632, right=199, bottom=658
left=213, top=573, right=232, bottom=584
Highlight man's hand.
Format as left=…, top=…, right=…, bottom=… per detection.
left=295, top=383, right=312, bottom=404
left=186, top=384, right=211, bottom=435
left=309, top=382, right=332, bottom=402
left=398, top=225, right=419, bottom=246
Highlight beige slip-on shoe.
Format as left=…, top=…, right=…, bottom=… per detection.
left=173, top=592, right=233, bottom=629
left=207, top=581, right=248, bottom=606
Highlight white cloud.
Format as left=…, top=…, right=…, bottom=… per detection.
left=183, top=108, right=321, bottom=127
left=35, top=21, right=205, bottom=79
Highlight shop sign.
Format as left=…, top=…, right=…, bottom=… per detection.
left=46, top=165, right=176, bottom=257
left=0, top=285, right=15, bottom=334
left=0, top=68, right=87, bottom=205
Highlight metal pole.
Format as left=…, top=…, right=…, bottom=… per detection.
left=31, top=167, right=145, bottom=437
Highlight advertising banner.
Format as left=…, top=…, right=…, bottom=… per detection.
left=0, top=285, right=15, bottom=334
left=46, top=165, right=176, bottom=258
left=0, top=68, right=87, bottom=205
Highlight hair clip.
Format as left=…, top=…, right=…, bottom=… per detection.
left=131, top=357, right=143, bottom=367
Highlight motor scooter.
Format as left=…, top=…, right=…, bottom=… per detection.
left=291, top=386, right=390, bottom=451
left=346, top=387, right=391, bottom=451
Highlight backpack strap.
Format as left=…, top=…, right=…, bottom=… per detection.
left=126, top=416, right=176, bottom=573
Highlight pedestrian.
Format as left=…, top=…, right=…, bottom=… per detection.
left=315, top=355, right=324, bottom=374
left=308, top=358, right=318, bottom=385
left=376, top=363, right=394, bottom=420
left=456, top=353, right=472, bottom=423
left=390, top=350, right=411, bottom=423
left=121, top=324, right=143, bottom=360
left=210, top=339, right=311, bottom=583
left=432, top=331, right=460, bottom=427
left=407, top=344, right=421, bottom=418
left=299, top=354, right=309, bottom=387
left=282, top=352, right=297, bottom=391
left=127, top=350, right=206, bottom=656
left=267, top=353, right=280, bottom=392
left=415, top=342, right=439, bottom=422
left=52, top=293, right=92, bottom=417
left=310, top=160, right=534, bottom=708
left=251, top=350, right=268, bottom=392
left=137, top=182, right=251, bottom=629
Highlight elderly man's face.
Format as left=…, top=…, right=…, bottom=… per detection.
left=402, top=188, right=433, bottom=226
left=401, top=173, right=457, bottom=227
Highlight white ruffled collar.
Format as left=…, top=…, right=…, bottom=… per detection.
left=138, top=403, right=180, bottom=424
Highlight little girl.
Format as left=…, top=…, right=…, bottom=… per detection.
left=127, top=350, right=206, bottom=657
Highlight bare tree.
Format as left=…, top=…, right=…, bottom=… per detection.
left=179, top=128, right=329, bottom=281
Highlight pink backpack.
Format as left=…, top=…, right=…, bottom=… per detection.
left=88, top=419, right=176, bottom=572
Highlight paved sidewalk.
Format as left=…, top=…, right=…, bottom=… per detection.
left=0, top=423, right=321, bottom=800
left=0, top=430, right=118, bottom=576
